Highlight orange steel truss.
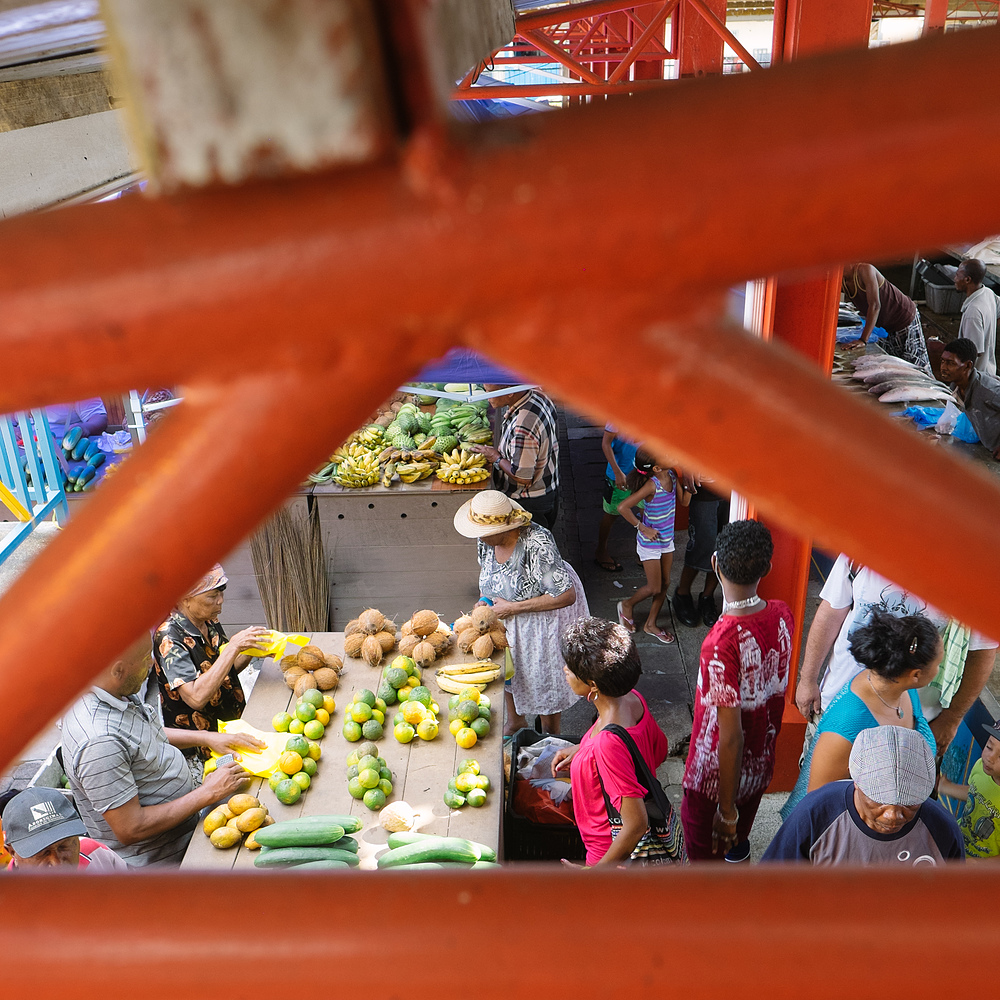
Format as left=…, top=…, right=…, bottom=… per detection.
left=455, top=0, right=761, bottom=100
left=3, top=17, right=1000, bottom=997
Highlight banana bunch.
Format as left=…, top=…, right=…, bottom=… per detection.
left=459, top=426, right=494, bottom=446
left=395, top=461, right=436, bottom=484
left=331, top=440, right=376, bottom=465
left=377, top=443, right=439, bottom=464
left=435, top=660, right=503, bottom=693
left=436, top=449, right=490, bottom=485
left=333, top=451, right=380, bottom=487
left=351, top=424, right=385, bottom=450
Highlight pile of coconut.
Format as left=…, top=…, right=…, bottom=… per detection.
left=398, top=609, right=455, bottom=667
left=279, top=644, right=343, bottom=696
left=455, top=606, right=508, bottom=659
left=343, top=608, right=398, bottom=667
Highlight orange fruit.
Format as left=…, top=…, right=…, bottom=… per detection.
left=402, top=701, right=427, bottom=726
left=314, top=708, right=331, bottom=726
left=322, top=694, right=336, bottom=714
left=278, top=751, right=303, bottom=775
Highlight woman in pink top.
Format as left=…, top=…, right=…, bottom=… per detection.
left=551, top=616, right=668, bottom=866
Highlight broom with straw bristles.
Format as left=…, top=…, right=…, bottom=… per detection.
left=249, top=501, right=330, bottom=632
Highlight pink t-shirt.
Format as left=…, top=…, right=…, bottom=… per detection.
left=570, top=692, right=668, bottom=866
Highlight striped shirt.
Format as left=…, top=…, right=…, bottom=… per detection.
left=62, top=686, right=198, bottom=867
left=497, top=390, right=559, bottom=500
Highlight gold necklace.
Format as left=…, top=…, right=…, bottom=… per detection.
left=866, top=670, right=903, bottom=720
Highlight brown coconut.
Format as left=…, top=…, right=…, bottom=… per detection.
left=297, top=645, right=326, bottom=670
left=412, top=641, right=436, bottom=667
left=410, top=610, right=440, bottom=638
left=283, top=663, right=307, bottom=681
left=488, top=627, right=509, bottom=651
left=453, top=615, right=474, bottom=636
left=458, top=627, right=480, bottom=654
left=344, top=618, right=364, bottom=636
left=374, top=630, right=396, bottom=653
left=343, top=633, right=365, bottom=658
left=472, top=634, right=495, bottom=660
left=428, top=626, right=453, bottom=655
left=359, top=608, right=387, bottom=635
left=361, top=635, right=384, bottom=667
left=470, top=605, right=498, bottom=634
left=401, top=619, right=415, bottom=637
left=399, top=634, right=420, bottom=657
left=324, top=652, right=343, bottom=672
left=313, top=667, right=340, bottom=691
left=294, top=672, right=318, bottom=697
left=279, top=654, right=300, bottom=673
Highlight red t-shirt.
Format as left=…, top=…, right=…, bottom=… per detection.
left=570, top=692, right=669, bottom=866
left=683, top=600, right=793, bottom=803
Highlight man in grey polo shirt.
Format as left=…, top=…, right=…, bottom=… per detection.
left=62, top=636, right=255, bottom=867
left=763, top=726, right=964, bottom=866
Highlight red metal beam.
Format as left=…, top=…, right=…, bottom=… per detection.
left=453, top=80, right=669, bottom=98
left=519, top=26, right=605, bottom=84
left=924, top=0, right=950, bottom=31
left=3, top=867, right=998, bottom=999
left=607, top=0, right=677, bottom=83
left=516, top=0, right=647, bottom=32
left=686, top=0, right=762, bottom=69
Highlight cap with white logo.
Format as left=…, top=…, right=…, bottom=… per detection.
left=1, top=787, right=87, bottom=858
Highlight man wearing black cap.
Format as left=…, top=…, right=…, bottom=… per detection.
left=1, top=787, right=129, bottom=871
left=763, top=726, right=964, bottom=865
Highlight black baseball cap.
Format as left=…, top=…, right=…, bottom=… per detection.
left=982, top=718, right=1000, bottom=744
left=1, top=787, right=87, bottom=858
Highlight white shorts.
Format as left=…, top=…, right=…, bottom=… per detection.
left=637, top=535, right=675, bottom=560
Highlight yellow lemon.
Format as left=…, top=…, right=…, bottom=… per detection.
left=455, top=727, right=478, bottom=749
left=416, top=718, right=439, bottom=741
left=307, top=740, right=322, bottom=761
left=458, top=686, right=481, bottom=704
left=394, top=722, right=415, bottom=744
left=405, top=676, right=419, bottom=688
left=449, top=719, right=464, bottom=736
left=402, top=701, right=427, bottom=726
left=351, top=702, right=373, bottom=724
left=371, top=708, right=385, bottom=725
left=314, top=708, right=330, bottom=726
left=322, top=694, right=336, bottom=715
left=455, top=772, right=478, bottom=794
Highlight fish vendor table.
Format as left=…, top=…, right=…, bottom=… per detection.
left=181, top=632, right=504, bottom=870
left=312, top=478, right=490, bottom=627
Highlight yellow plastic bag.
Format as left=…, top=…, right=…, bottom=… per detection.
left=210, top=720, right=291, bottom=778
left=504, top=647, right=515, bottom=681
left=220, top=630, right=310, bottom=659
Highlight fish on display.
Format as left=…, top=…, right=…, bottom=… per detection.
left=860, top=369, right=925, bottom=385
left=869, top=378, right=945, bottom=396
left=878, top=386, right=955, bottom=404
left=852, top=359, right=922, bottom=373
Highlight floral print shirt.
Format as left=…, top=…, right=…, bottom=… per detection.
left=153, top=610, right=245, bottom=758
left=477, top=523, right=571, bottom=602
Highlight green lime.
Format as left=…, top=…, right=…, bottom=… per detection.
left=268, top=770, right=284, bottom=791
left=291, top=771, right=311, bottom=791
left=448, top=707, right=461, bottom=723
left=354, top=688, right=377, bottom=707
left=358, top=767, right=380, bottom=789
left=466, top=788, right=487, bottom=807
left=342, top=720, right=362, bottom=742
left=347, top=764, right=359, bottom=779
left=457, top=700, right=479, bottom=724
left=377, top=757, right=387, bottom=768
left=350, top=702, right=373, bottom=723
left=408, top=686, right=432, bottom=707
left=274, top=779, right=301, bottom=805
left=396, top=687, right=410, bottom=702
left=285, top=735, right=310, bottom=757
left=300, top=689, right=325, bottom=709
left=345, top=750, right=360, bottom=767
left=404, top=661, right=419, bottom=678
left=378, top=684, right=398, bottom=706
left=394, top=723, right=415, bottom=744
left=301, top=757, right=318, bottom=777
left=385, top=667, right=408, bottom=690
left=448, top=695, right=460, bottom=709
left=479, top=695, right=491, bottom=710
left=390, top=656, right=415, bottom=676
left=447, top=778, right=459, bottom=794
left=478, top=704, right=491, bottom=720
left=393, top=712, right=405, bottom=726
left=303, top=719, right=325, bottom=741
left=356, top=741, right=380, bottom=760
left=363, top=787, right=386, bottom=811
left=348, top=776, right=365, bottom=799
left=470, top=717, right=490, bottom=739
left=295, top=702, right=317, bottom=723
left=443, top=789, right=466, bottom=809
left=357, top=754, right=379, bottom=773
left=361, top=719, right=384, bottom=741
left=455, top=772, right=478, bottom=794
left=272, top=711, right=293, bottom=732
left=379, top=766, right=392, bottom=782
left=374, top=697, right=387, bottom=713
left=377, top=778, right=393, bottom=797
left=458, top=759, right=480, bottom=775
left=288, top=719, right=305, bottom=735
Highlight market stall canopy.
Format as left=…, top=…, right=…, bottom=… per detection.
left=401, top=348, right=535, bottom=401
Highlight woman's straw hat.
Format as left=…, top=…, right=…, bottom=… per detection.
left=453, top=490, right=532, bottom=538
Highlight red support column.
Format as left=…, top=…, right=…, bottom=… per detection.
left=678, top=0, right=726, bottom=76
left=924, top=0, right=949, bottom=34
left=763, top=0, right=874, bottom=791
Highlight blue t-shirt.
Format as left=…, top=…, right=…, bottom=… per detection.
left=764, top=780, right=964, bottom=866
left=780, top=682, right=936, bottom=820
left=604, top=424, right=638, bottom=482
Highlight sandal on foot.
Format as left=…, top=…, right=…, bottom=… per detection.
left=616, top=601, right=635, bottom=632
left=645, top=629, right=676, bottom=645
left=594, top=557, right=624, bottom=572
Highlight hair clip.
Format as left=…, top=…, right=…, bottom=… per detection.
left=909, top=636, right=918, bottom=655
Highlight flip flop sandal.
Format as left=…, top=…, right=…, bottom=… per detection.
left=646, top=629, right=676, bottom=645
left=616, top=601, right=635, bottom=632
left=594, top=558, right=624, bottom=572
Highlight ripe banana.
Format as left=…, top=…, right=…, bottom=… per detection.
left=437, top=667, right=502, bottom=685
left=436, top=660, right=499, bottom=676
left=333, top=452, right=380, bottom=487
left=434, top=674, right=487, bottom=695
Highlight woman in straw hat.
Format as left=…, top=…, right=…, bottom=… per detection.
left=454, top=491, right=589, bottom=735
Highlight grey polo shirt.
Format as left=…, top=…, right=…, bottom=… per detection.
left=62, top=686, right=198, bottom=867
left=962, top=369, right=1000, bottom=453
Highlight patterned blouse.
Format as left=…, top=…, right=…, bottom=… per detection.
left=477, top=523, right=571, bottom=602
left=153, top=610, right=245, bottom=758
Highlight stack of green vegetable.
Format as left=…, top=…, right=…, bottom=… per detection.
left=253, top=815, right=363, bottom=869
left=59, top=426, right=106, bottom=492
left=376, top=831, right=500, bottom=869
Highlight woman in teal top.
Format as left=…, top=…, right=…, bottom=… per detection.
left=781, top=609, right=942, bottom=820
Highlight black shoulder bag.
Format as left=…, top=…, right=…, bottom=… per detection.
left=594, top=723, right=687, bottom=866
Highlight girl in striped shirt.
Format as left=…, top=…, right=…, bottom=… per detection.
left=616, top=450, right=689, bottom=644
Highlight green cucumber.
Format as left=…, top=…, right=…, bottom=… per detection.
left=385, top=831, right=496, bottom=860
left=254, top=819, right=345, bottom=848
left=254, top=846, right=360, bottom=868
left=71, top=436, right=90, bottom=461
left=376, top=836, right=496, bottom=868
left=82, top=440, right=101, bottom=463
left=61, top=426, right=83, bottom=453
left=329, top=837, right=359, bottom=853
left=86, top=451, right=106, bottom=470
left=285, top=860, right=352, bottom=870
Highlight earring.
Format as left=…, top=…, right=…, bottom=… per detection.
left=588, top=688, right=599, bottom=704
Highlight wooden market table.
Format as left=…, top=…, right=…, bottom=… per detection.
left=181, top=631, right=504, bottom=871
left=312, top=477, right=489, bottom=627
